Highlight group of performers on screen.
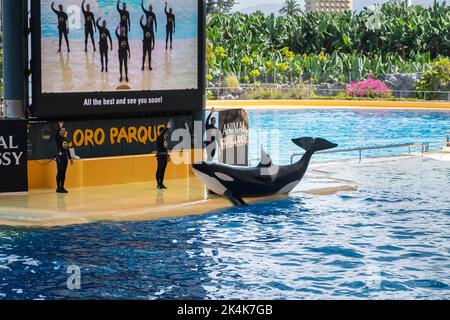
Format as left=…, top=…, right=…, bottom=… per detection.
left=51, top=0, right=176, bottom=82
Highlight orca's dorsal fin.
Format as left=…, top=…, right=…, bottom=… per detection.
left=257, top=146, right=273, bottom=168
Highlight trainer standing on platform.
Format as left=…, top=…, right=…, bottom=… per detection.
left=205, top=107, right=218, bottom=162
left=55, top=122, right=73, bottom=194
left=156, top=120, right=173, bottom=190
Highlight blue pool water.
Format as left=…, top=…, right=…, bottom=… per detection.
left=41, top=0, right=198, bottom=40
left=248, top=109, right=450, bottom=164
left=1, top=110, right=450, bottom=300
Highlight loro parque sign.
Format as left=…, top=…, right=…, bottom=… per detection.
left=0, top=120, right=28, bottom=193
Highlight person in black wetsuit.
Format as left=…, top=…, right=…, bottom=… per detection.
left=205, top=107, right=218, bottom=161
left=82, top=0, right=96, bottom=52
left=117, top=0, right=131, bottom=36
left=156, top=121, right=173, bottom=190
left=116, top=26, right=130, bottom=82
left=96, top=18, right=113, bottom=72
left=55, top=123, right=73, bottom=194
left=140, top=15, right=153, bottom=71
left=51, top=2, right=70, bottom=53
left=141, top=1, right=157, bottom=50
left=164, top=2, right=176, bottom=50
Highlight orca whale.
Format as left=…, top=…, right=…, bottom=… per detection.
left=192, top=137, right=338, bottom=206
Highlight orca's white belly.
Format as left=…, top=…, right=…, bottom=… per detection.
left=192, top=168, right=228, bottom=195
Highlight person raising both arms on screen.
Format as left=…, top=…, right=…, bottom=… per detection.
left=117, top=0, right=131, bottom=36
left=82, top=0, right=96, bottom=52
left=51, top=2, right=70, bottom=53
left=140, top=15, right=153, bottom=71
left=116, top=25, right=130, bottom=82
left=141, top=0, right=158, bottom=50
left=96, top=17, right=113, bottom=72
left=164, top=2, right=176, bottom=50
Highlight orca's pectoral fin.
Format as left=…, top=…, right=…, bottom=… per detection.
left=224, top=191, right=249, bottom=207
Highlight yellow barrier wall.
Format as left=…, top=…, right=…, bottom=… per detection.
left=207, top=99, right=450, bottom=109
left=28, top=149, right=204, bottom=190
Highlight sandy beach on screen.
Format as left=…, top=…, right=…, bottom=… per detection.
left=41, top=38, right=198, bottom=93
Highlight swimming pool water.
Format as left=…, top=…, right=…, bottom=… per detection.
left=248, top=110, right=450, bottom=164
left=0, top=156, right=449, bottom=300
left=1, top=109, right=450, bottom=300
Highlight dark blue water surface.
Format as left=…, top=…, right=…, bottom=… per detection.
left=1, top=110, right=450, bottom=300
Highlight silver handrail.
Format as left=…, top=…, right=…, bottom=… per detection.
left=290, top=142, right=430, bottom=164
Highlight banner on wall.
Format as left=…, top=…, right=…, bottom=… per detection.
left=0, top=120, right=28, bottom=193
left=29, top=115, right=193, bottom=160
left=218, top=109, right=249, bottom=166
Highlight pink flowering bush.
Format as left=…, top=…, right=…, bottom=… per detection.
left=346, top=76, right=392, bottom=98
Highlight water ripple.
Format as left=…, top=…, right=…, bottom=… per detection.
left=1, top=154, right=450, bottom=299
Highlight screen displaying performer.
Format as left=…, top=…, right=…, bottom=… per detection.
left=40, top=0, right=198, bottom=93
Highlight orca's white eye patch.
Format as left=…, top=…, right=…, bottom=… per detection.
left=215, top=172, right=234, bottom=182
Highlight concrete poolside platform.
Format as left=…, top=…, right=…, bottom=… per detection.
left=2, top=152, right=447, bottom=228
left=0, top=165, right=357, bottom=228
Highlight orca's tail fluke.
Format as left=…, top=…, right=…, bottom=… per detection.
left=292, top=137, right=338, bottom=153
left=291, top=137, right=314, bottom=151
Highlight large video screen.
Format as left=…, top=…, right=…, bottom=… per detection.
left=31, top=0, right=205, bottom=118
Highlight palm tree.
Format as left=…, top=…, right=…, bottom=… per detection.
left=279, top=0, right=302, bottom=16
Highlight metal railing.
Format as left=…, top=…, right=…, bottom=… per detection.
left=290, top=142, right=431, bottom=164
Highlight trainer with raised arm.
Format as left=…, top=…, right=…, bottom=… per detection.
left=82, top=0, right=96, bottom=52
left=164, top=2, right=176, bottom=50
left=117, top=0, right=131, bottom=36
left=140, top=15, right=153, bottom=71
left=51, top=2, right=70, bottom=53
left=141, top=1, right=158, bottom=50
left=96, top=17, right=113, bottom=72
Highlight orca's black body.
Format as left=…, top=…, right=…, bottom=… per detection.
left=192, top=137, right=338, bottom=206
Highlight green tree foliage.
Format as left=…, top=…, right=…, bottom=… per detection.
left=207, top=1, right=450, bottom=84
left=416, top=58, right=450, bottom=99
left=279, top=0, right=302, bottom=16
left=206, top=0, right=237, bottom=14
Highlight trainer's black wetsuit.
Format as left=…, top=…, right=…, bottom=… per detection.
left=117, top=3, right=131, bottom=36
left=156, top=128, right=169, bottom=189
left=97, top=19, right=112, bottom=72
left=205, top=112, right=218, bottom=161
left=141, top=3, right=157, bottom=49
left=165, top=5, right=176, bottom=49
left=55, top=128, right=72, bottom=191
left=51, top=3, right=70, bottom=52
left=82, top=2, right=96, bottom=51
left=116, top=29, right=130, bottom=81
left=140, top=19, right=153, bottom=70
